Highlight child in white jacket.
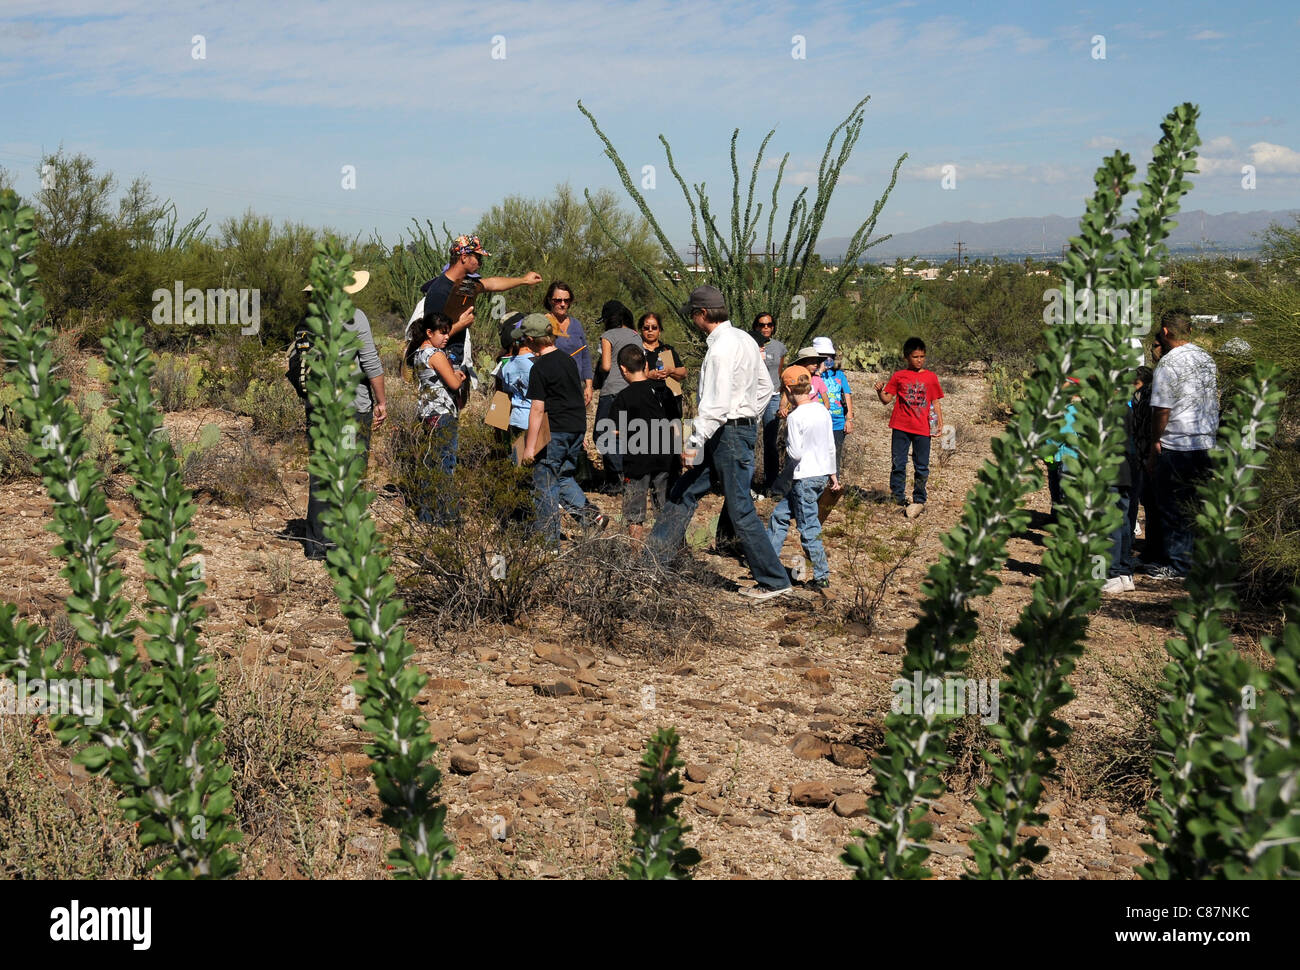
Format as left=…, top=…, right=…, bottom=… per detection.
left=765, top=366, right=841, bottom=589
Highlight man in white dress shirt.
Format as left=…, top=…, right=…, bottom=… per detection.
left=647, top=286, right=793, bottom=600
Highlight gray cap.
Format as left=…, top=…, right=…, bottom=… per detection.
left=680, top=284, right=726, bottom=319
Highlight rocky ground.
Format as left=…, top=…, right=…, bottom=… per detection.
left=0, top=369, right=1268, bottom=879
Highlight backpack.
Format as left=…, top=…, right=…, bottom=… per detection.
left=286, top=326, right=313, bottom=399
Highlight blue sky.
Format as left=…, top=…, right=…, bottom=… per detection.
left=1, top=0, right=1295, bottom=251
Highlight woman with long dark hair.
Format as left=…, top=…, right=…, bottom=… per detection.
left=403, top=311, right=467, bottom=524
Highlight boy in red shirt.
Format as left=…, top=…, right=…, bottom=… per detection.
left=875, top=337, right=944, bottom=508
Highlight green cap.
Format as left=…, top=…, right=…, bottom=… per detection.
left=521, top=313, right=553, bottom=339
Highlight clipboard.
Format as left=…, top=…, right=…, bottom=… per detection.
left=484, top=390, right=512, bottom=430
left=513, top=414, right=551, bottom=464
left=660, top=348, right=683, bottom=397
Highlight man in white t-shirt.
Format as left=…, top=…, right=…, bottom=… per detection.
left=1144, top=312, right=1218, bottom=579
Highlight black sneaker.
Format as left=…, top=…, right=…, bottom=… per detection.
left=809, top=578, right=831, bottom=590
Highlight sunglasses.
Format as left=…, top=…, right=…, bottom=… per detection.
left=641, top=324, right=660, bottom=331
left=550, top=297, right=572, bottom=305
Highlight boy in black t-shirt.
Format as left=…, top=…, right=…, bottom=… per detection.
left=521, top=314, right=608, bottom=542
left=608, top=344, right=674, bottom=539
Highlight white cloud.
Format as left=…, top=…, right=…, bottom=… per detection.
left=1250, top=142, right=1300, bottom=174
left=1085, top=136, right=1121, bottom=150
left=1204, top=135, right=1236, bottom=153
left=1195, top=142, right=1300, bottom=176
left=1191, top=29, right=1227, bottom=40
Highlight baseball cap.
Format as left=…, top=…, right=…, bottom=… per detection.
left=520, top=313, right=552, bottom=339
left=499, top=312, right=526, bottom=346
left=781, top=365, right=812, bottom=388
left=812, top=336, right=836, bottom=356
left=680, top=284, right=726, bottom=319
left=450, top=234, right=490, bottom=260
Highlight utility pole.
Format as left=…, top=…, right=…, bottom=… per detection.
left=954, top=240, right=966, bottom=270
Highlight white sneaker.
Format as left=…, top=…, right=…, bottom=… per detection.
left=739, top=584, right=792, bottom=602
left=1100, top=575, right=1135, bottom=594
left=1134, top=520, right=1143, bottom=539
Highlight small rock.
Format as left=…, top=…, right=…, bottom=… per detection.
left=534, top=679, right=579, bottom=698
left=778, top=634, right=805, bottom=649
left=930, top=842, right=973, bottom=858
left=429, top=677, right=468, bottom=692
left=790, top=781, right=835, bottom=807
left=695, top=797, right=727, bottom=816
left=450, top=753, right=479, bottom=775
left=803, top=667, right=832, bottom=685
left=534, top=644, right=580, bottom=670
left=833, top=794, right=870, bottom=818
left=685, top=763, right=712, bottom=783
left=878, top=642, right=904, bottom=655
left=830, top=743, right=870, bottom=769
left=602, top=743, right=623, bottom=758
left=474, top=647, right=499, bottom=662
left=672, top=664, right=695, bottom=676
left=505, top=673, right=536, bottom=687
left=790, top=733, right=832, bottom=761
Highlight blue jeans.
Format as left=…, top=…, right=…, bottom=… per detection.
left=1155, top=448, right=1212, bottom=576
left=417, top=413, right=459, bottom=526
left=761, top=393, right=781, bottom=490
left=533, top=430, right=595, bottom=542
left=890, top=428, right=930, bottom=504
left=1108, top=486, right=1133, bottom=577
left=648, top=422, right=791, bottom=590
left=595, top=393, right=623, bottom=480
left=766, top=475, right=830, bottom=582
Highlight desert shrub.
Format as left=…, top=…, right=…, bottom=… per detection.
left=153, top=351, right=204, bottom=411
left=235, top=376, right=302, bottom=440
left=982, top=362, right=1029, bottom=421
left=184, top=430, right=285, bottom=514
left=214, top=654, right=338, bottom=879
left=390, top=417, right=553, bottom=631
left=0, top=721, right=147, bottom=879
left=552, top=535, right=716, bottom=655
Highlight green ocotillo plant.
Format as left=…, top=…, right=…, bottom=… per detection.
left=841, top=104, right=1201, bottom=880
left=302, top=240, right=457, bottom=879
left=0, top=189, right=239, bottom=878
left=578, top=96, right=906, bottom=352
left=621, top=727, right=701, bottom=880
left=966, top=106, right=1202, bottom=879
left=1141, top=367, right=1298, bottom=878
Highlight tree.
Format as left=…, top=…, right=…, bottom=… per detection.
left=578, top=95, right=907, bottom=352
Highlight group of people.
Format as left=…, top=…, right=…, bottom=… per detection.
left=1044, top=310, right=1220, bottom=592
left=299, top=238, right=1217, bottom=602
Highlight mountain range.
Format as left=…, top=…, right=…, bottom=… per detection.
left=813, top=209, right=1299, bottom=262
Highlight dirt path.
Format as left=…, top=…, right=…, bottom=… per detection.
left=0, top=370, right=1256, bottom=879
